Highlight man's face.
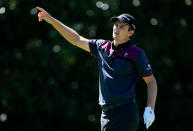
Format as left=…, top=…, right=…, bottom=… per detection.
left=113, top=20, right=132, bottom=42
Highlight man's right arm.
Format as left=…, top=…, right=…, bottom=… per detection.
left=36, top=7, right=90, bottom=52
left=49, top=18, right=90, bottom=52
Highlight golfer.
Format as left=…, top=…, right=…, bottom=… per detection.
left=36, top=7, right=157, bottom=131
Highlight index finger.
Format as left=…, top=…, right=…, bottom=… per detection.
left=36, top=7, right=46, bottom=12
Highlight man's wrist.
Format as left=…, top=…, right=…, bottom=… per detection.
left=145, top=106, right=154, bottom=111
left=49, top=17, right=56, bottom=25
left=146, top=104, right=154, bottom=110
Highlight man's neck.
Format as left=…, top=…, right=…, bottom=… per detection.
left=113, top=39, right=129, bottom=47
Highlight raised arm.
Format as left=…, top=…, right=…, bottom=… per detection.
left=36, top=7, right=90, bottom=52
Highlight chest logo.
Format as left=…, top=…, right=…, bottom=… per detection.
left=124, top=53, right=128, bottom=57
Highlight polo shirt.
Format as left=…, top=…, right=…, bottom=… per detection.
left=89, top=39, right=153, bottom=107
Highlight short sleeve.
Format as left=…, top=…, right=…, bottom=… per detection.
left=136, top=51, right=153, bottom=77
left=89, top=39, right=106, bottom=57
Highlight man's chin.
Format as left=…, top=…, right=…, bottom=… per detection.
left=113, top=37, right=119, bottom=40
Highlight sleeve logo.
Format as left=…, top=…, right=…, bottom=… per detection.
left=146, top=64, right=151, bottom=70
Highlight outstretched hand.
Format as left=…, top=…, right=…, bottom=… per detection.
left=36, top=6, right=53, bottom=23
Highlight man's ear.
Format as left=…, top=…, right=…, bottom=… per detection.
left=128, top=30, right=134, bottom=37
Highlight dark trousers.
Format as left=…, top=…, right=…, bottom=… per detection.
left=101, top=102, right=139, bottom=131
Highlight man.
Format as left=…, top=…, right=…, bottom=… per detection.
left=36, top=7, right=157, bottom=131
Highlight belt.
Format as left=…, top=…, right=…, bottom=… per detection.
left=102, top=105, right=117, bottom=112
left=101, top=100, right=136, bottom=112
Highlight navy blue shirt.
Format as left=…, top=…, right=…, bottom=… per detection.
left=89, top=39, right=152, bottom=107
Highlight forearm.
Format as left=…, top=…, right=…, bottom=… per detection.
left=49, top=17, right=80, bottom=44
left=146, top=78, right=157, bottom=109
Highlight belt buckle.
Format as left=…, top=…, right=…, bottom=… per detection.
left=102, top=107, right=108, bottom=112
left=102, top=105, right=114, bottom=112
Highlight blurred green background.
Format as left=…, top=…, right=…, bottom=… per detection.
left=0, top=0, right=193, bottom=131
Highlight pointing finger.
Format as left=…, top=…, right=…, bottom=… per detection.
left=36, top=6, right=46, bottom=13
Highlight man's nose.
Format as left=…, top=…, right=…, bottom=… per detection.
left=114, top=26, right=120, bottom=32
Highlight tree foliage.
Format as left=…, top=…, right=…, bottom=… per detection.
left=0, top=0, right=193, bottom=130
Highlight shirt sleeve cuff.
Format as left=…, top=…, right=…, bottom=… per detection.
left=140, top=72, right=153, bottom=77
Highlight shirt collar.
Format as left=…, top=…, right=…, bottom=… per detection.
left=112, top=39, right=133, bottom=50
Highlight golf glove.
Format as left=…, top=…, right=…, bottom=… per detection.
left=143, top=107, right=155, bottom=129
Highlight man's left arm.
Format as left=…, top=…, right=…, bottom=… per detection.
left=143, top=74, right=157, bottom=109
left=142, top=74, right=157, bottom=129
left=135, top=50, right=157, bottom=129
